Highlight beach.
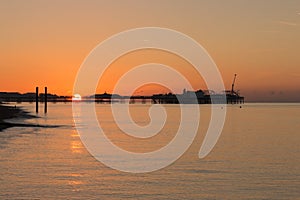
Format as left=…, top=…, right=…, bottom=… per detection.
left=0, top=104, right=35, bottom=131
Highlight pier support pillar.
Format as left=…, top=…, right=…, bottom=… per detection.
left=44, top=87, right=47, bottom=113
left=36, top=87, right=39, bottom=113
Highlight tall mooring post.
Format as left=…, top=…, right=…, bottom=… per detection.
left=44, top=87, right=47, bottom=113
left=36, top=87, right=39, bottom=113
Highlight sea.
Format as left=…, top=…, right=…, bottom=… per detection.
left=0, top=103, right=299, bottom=199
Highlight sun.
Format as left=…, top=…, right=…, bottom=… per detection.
left=72, top=94, right=82, bottom=101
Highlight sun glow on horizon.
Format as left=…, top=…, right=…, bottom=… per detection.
left=72, top=94, right=82, bottom=101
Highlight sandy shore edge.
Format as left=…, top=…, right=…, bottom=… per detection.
left=0, top=104, right=37, bottom=131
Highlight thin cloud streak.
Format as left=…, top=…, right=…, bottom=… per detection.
left=256, top=30, right=280, bottom=33
left=278, top=20, right=298, bottom=26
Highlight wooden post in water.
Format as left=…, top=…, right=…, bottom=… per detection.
left=36, top=87, right=39, bottom=113
left=44, top=87, right=47, bottom=113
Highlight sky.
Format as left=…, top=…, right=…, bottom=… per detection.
left=1, top=0, right=300, bottom=102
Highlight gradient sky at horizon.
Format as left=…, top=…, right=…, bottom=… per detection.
left=1, top=0, right=300, bottom=101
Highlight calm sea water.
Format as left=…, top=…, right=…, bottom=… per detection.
left=0, top=103, right=299, bottom=199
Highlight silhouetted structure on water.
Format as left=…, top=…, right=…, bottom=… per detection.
left=0, top=75, right=244, bottom=104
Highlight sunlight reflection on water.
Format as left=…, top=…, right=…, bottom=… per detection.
left=0, top=103, right=299, bottom=199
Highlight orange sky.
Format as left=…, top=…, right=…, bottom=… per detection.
left=1, top=0, right=300, bottom=101
left=97, top=49, right=206, bottom=96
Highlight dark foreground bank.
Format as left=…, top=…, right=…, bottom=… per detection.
left=0, top=104, right=36, bottom=131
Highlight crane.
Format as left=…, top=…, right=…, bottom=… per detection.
left=231, top=74, right=237, bottom=95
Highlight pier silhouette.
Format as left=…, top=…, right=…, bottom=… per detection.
left=0, top=75, right=244, bottom=105
left=0, top=89, right=244, bottom=104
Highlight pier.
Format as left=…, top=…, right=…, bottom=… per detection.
left=90, top=91, right=244, bottom=104
left=0, top=74, right=244, bottom=105
left=0, top=91, right=244, bottom=104
left=0, top=89, right=244, bottom=105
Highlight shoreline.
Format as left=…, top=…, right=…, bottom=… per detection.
left=0, top=104, right=37, bottom=131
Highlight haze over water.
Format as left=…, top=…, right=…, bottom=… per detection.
left=0, top=103, right=299, bottom=199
